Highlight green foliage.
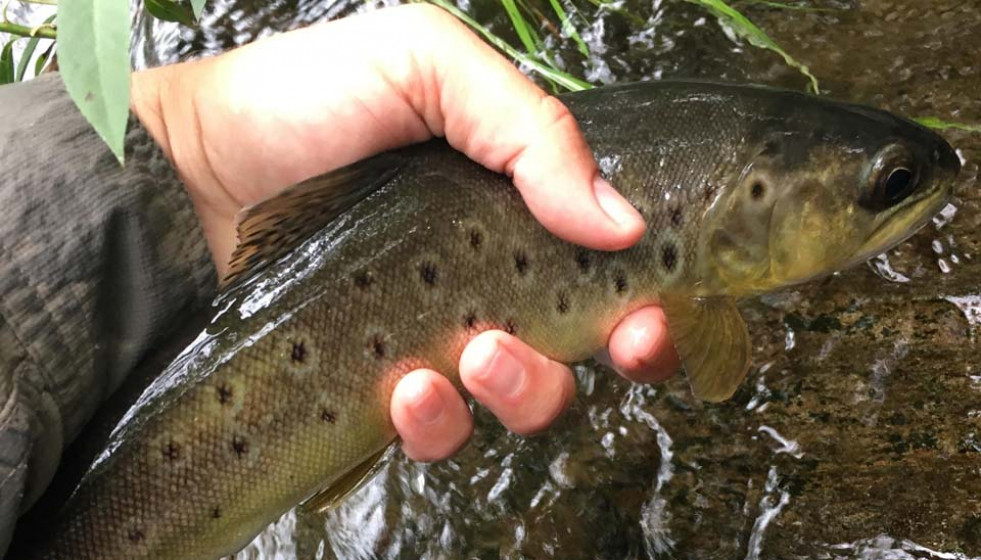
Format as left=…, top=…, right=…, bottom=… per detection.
left=191, top=0, right=208, bottom=19
left=15, top=14, right=56, bottom=81
left=0, top=40, right=14, bottom=85
left=58, top=0, right=132, bottom=163
left=547, top=0, right=589, bottom=56
left=686, top=0, right=820, bottom=93
left=425, top=0, right=592, bottom=92
left=915, top=116, right=981, bottom=134
left=34, top=40, right=53, bottom=76
left=4, top=0, right=835, bottom=162
left=501, top=0, right=543, bottom=55
left=146, top=0, right=197, bottom=26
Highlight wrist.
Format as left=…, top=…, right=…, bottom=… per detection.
left=130, top=63, right=238, bottom=277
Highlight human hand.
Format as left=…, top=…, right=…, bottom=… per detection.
left=130, top=4, right=679, bottom=461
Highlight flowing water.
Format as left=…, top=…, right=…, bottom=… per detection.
left=129, top=1, right=981, bottom=558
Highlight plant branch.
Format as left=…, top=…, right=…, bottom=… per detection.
left=0, top=20, right=56, bottom=38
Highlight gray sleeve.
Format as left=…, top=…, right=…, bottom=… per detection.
left=0, top=74, right=218, bottom=554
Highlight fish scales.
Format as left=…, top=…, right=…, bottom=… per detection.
left=27, top=81, right=958, bottom=559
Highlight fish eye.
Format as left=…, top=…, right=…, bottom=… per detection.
left=867, top=144, right=918, bottom=209
left=882, top=168, right=913, bottom=200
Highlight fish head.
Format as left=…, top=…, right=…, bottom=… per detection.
left=700, top=93, right=960, bottom=297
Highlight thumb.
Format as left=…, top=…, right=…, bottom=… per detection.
left=505, top=95, right=647, bottom=251
left=408, top=5, right=647, bottom=251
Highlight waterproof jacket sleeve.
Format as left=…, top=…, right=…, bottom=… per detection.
left=0, top=73, right=217, bottom=555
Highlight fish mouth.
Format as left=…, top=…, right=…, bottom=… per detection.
left=851, top=181, right=952, bottom=267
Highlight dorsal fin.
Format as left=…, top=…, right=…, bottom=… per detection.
left=221, top=154, right=402, bottom=288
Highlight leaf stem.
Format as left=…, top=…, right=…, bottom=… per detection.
left=0, top=20, right=56, bottom=38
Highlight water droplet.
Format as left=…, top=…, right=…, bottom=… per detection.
left=869, top=254, right=910, bottom=283
left=932, top=203, right=958, bottom=229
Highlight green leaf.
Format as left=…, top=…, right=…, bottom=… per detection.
left=59, top=0, right=131, bottom=163
left=190, top=0, right=207, bottom=19
left=16, top=14, right=57, bottom=82
left=34, top=41, right=54, bottom=76
left=0, top=40, right=16, bottom=85
left=548, top=0, right=589, bottom=57
left=687, top=0, right=820, bottom=93
left=500, top=0, right=541, bottom=55
left=426, top=0, right=592, bottom=92
left=145, top=0, right=196, bottom=26
left=914, top=116, right=981, bottom=134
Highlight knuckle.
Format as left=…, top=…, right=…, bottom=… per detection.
left=535, top=95, right=579, bottom=134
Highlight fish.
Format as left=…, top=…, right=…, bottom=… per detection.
left=26, top=81, right=959, bottom=559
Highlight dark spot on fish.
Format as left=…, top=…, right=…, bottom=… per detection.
left=369, top=335, right=386, bottom=359
left=353, top=271, right=374, bottom=289
left=162, top=440, right=180, bottom=462
left=557, top=292, right=570, bottom=314
left=514, top=250, right=529, bottom=275
left=614, top=270, right=629, bottom=294
left=670, top=206, right=684, bottom=227
left=232, top=436, right=249, bottom=457
left=469, top=228, right=483, bottom=249
left=291, top=341, right=306, bottom=363
left=662, top=244, right=678, bottom=272
left=703, top=185, right=717, bottom=203
left=419, top=261, right=438, bottom=286
left=504, top=319, right=518, bottom=335
left=321, top=409, right=337, bottom=424
left=128, top=527, right=145, bottom=543
left=575, top=249, right=591, bottom=274
left=463, top=312, right=478, bottom=331
left=216, top=383, right=233, bottom=405
left=751, top=181, right=765, bottom=200
left=211, top=506, right=222, bottom=519
left=762, top=139, right=781, bottom=155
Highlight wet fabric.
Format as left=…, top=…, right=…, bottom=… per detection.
left=0, top=74, right=217, bottom=557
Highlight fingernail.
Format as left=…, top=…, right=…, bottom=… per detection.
left=478, top=344, right=526, bottom=399
left=593, top=176, right=644, bottom=229
left=407, top=381, right=445, bottom=424
left=629, top=323, right=659, bottom=365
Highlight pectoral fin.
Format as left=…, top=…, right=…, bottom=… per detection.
left=300, top=440, right=398, bottom=514
left=660, top=295, right=751, bottom=402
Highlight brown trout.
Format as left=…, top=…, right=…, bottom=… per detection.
left=29, top=81, right=959, bottom=559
